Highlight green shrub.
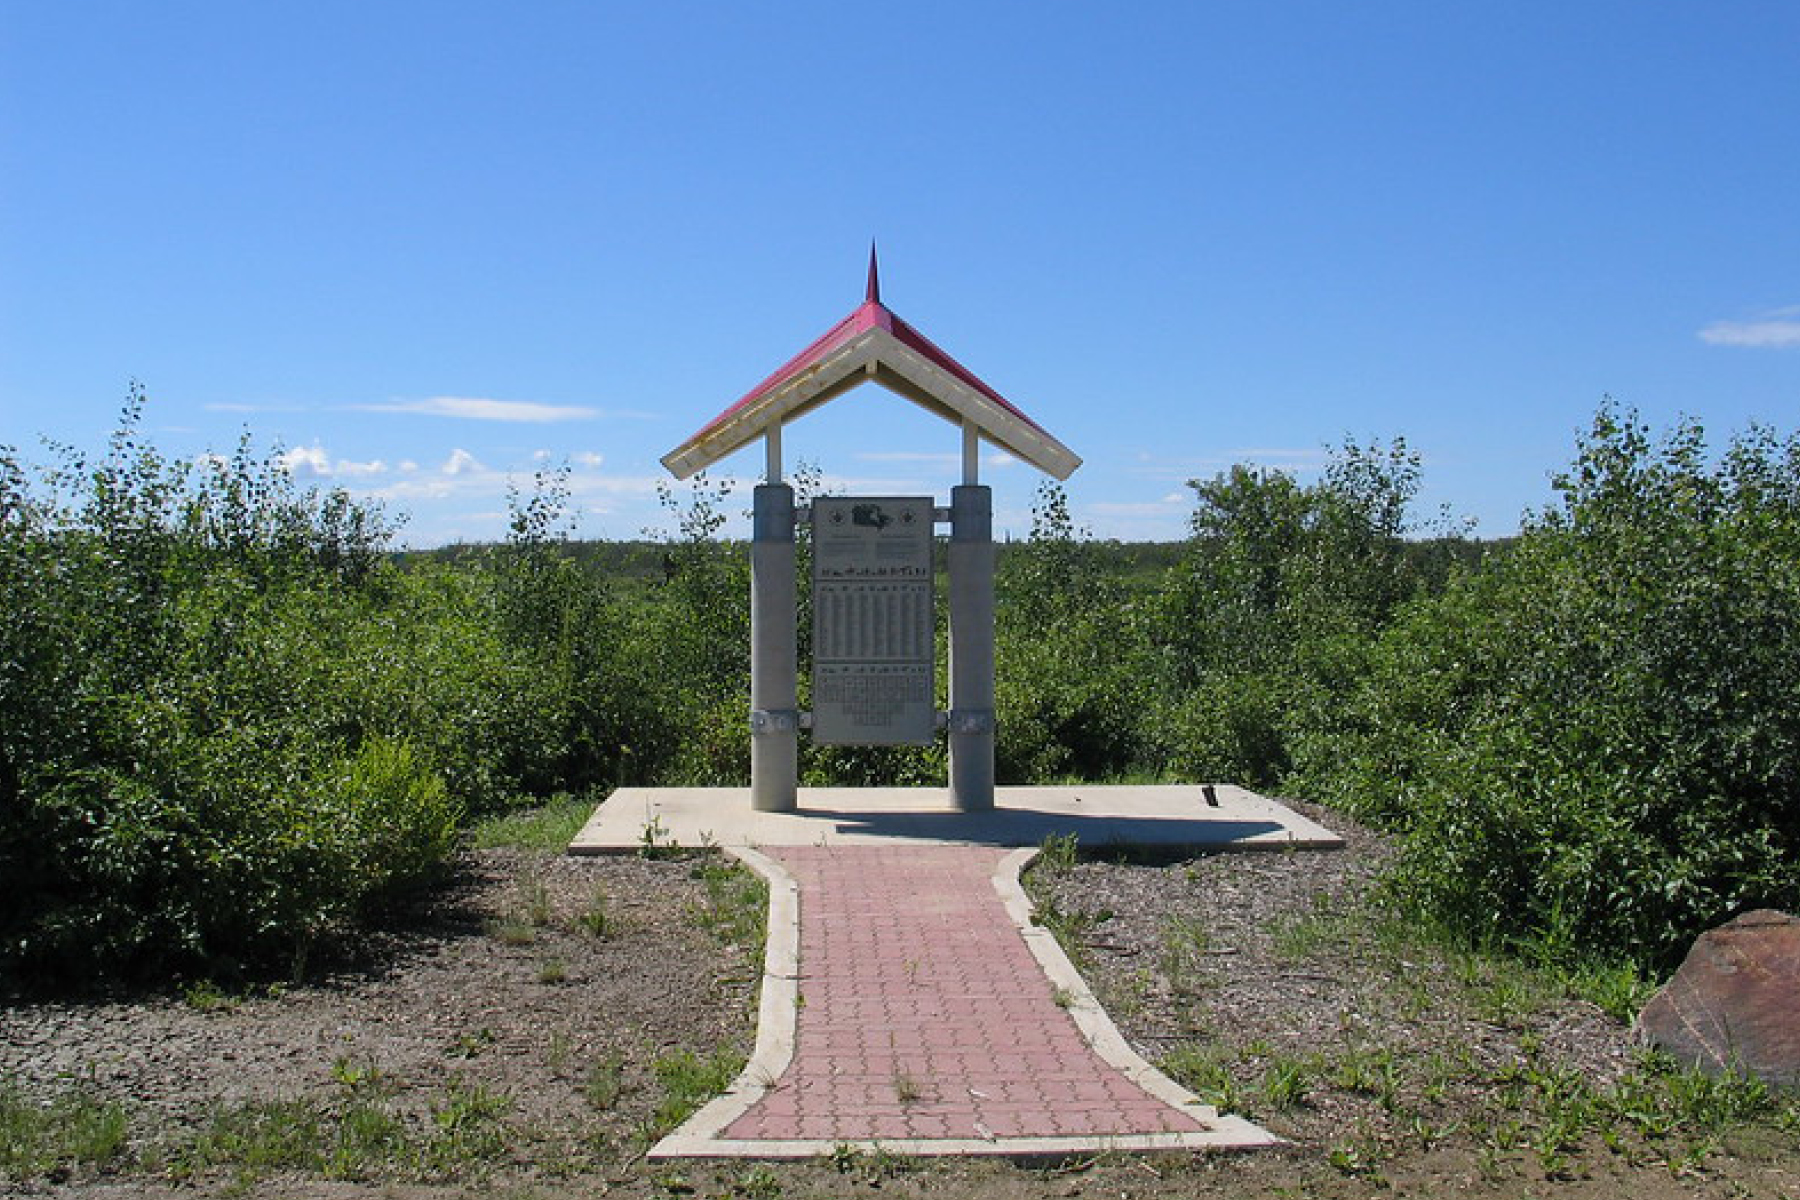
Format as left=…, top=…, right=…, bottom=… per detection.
left=1308, top=406, right=1800, bottom=968
left=996, top=482, right=1159, bottom=782
left=0, top=390, right=465, bottom=982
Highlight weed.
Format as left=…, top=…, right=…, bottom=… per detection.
left=1036, top=831, right=1080, bottom=876
left=1160, top=912, right=1213, bottom=993
left=181, top=979, right=239, bottom=1013
left=467, top=793, right=596, bottom=851
left=1259, top=1054, right=1313, bottom=1110
left=547, top=1032, right=573, bottom=1075
left=448, top=1027, right=497, bottom=1058
left=174, top=1097, right=328, bottom=1178
left=585, top=1054, right=628, bottom=1111
left=1163, top=1042, right=1244, bottom=1112
left=1647, top=1057, right=1782, bottom=1130
left=1326, top=1139, right=1372, bottom=1175
left=1268, top=899, right=1345, bottom=961
left=893, top=1072, right=924, bottom=1103
left=640, top=813, right=677, bottom=859
left=649, top=1045, right=744, bottom=1135
left=1113, top=967, right=1153, bottom=1019
left=325, top=1100, right=408, bottom=1179
left=519, top=870, right=554, bottom=927
left=577, top=884, right=612, bottom=938
left=1452, top=950, right=1552, bottom=1028
left=0, top=1079, right=130, bottom=1179
left=687, top=856, right=766, bottom=948
left=1051, top=985, right=1076, bottom=1009
left=426, top=1076, right=512, bottom=1171
left=537, top=957, right=567, bottom=984
left=329, top=1057, right=388, bottom=1096
left=1567, top=958, right=1654, bottom=1022
left=827, top=1142, right=908, bottom=1183
left=1028, top=896, right=1113, bottom=967
left=734, top=1163, right=783, bottom=1198
left=486, top=916, right=536, bottom=947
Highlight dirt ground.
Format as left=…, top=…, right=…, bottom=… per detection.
left=3, top=800, right=1796, bottom=1199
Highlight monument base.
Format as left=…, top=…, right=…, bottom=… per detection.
left=567, top=784, right=1342, bottom=855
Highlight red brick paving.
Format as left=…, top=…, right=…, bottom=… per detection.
left=719, top=845, right=1207, bottom=1143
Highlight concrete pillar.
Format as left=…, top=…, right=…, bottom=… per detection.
left=750, top=482, right=798, bottom=812
left=948, top=484, right=995, bottom=811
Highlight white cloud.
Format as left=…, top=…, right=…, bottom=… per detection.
left=277, top=443, right=387, bottom=480
left=441, top=449, right=485, bottom=476
left=279, top=445, right=334, bottom=479
left=359, top=396, right=601, bottom=422
left=1699, top=307, right=1800, bottom=349
left=574, top=451, right=605, bottom=468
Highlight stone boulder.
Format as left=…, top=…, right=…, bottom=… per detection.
left=1636, top=909, right=1800, bottom=1088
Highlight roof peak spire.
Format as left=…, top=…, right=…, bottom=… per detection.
left=865, top=240, right=881, bottom=304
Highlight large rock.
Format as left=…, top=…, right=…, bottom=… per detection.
left=1636, top=909, right=1800, bottom=1088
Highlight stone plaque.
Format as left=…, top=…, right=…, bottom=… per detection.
left=811, top=497, right=935, bottom=745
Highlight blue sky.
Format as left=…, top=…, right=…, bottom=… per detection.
left=3, top=1, right=1796, bottom=546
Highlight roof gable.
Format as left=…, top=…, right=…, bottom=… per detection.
left=661, top=253, right=1080, bottom=481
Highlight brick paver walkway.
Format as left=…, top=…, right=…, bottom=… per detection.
left=719, top=845, right=1208, bottom=1143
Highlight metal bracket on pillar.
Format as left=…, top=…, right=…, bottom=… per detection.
left=749, top=709, right=799, bottom=733
left=947, top=708, right=995, bottom=735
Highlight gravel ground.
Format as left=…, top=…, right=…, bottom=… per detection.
left=1029, top=798, right=1638, bottom=1144
left=1, top=849, right=761, bottom=1171
left=3, top=804, right=1796, bottom=1200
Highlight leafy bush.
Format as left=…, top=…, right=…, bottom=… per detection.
left=994, top=483, right=1159, bottom=782
left=12, top=386, right=1796, bottom=984
left=0, top=390, right=462, bottom=981
left=1308, top=406, right=1800, bottom=968
left=1143, top=438, right=1431, bottom=784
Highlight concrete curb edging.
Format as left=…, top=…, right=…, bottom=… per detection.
left=650, top=846, right=1279, bottom=1159
left=650, top=847, right=800, bottom=1157
left=992, top=847, right=1280, bottom=1150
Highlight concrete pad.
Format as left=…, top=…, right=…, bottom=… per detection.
left=568, top=784, right=1341, bottom=855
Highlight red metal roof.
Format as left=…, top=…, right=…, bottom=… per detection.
left=683, top=249, right=1054, bottom=448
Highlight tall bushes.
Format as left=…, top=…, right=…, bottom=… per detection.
left=1147, top=438, right=1431, bottom=786
left=10, top=387, right=1796, bottom=982
left=0, top=391, right=465, bottom=982
left=995, top=484, right=1150, bottom=782
left=1307, top=407, right=1800, bottom=968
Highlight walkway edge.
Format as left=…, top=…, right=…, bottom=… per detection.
left=651, top=847, right=800, bottom=1158
left=651, top=846, right=1280, bottom=1159
left=992, top=848, right=1280, bottom=1150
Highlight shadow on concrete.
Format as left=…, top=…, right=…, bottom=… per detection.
left=790, top=807, right=1292, bottom=850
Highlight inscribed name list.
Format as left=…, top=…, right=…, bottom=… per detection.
left=811, top=497, right=935, bottom=745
